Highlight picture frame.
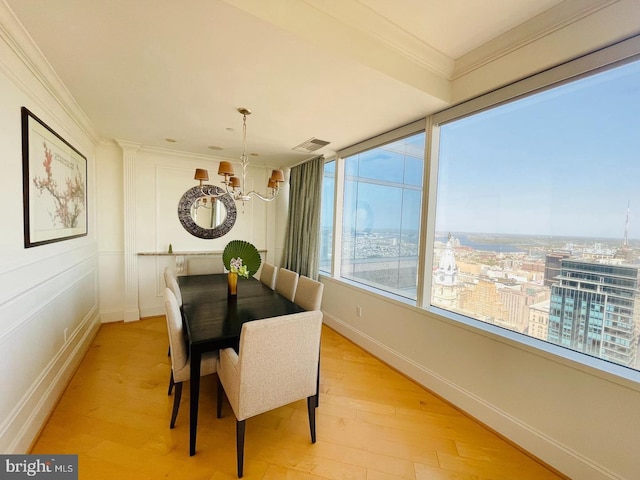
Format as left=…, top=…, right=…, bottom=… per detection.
left=21, top=107, right=87, bottom=248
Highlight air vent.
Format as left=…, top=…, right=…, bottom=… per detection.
left=292, top=137, right=330, bottom=153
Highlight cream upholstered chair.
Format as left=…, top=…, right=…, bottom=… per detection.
left=258, top=262, right=277, bottom=290
left=163, top=267, right=182, bottom=358
left=293, top=276, right=324, bottom=311
left=216, top=311, right=323, bottom=478
left=163, top=267, right=182, bottom=306
left=274, top=267, right=298, bottom=301
left=163, top=288, right=218, bottom=429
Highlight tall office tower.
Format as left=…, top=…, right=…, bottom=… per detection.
left=544, top=252, right=571, bottom=287
left=548, top=260, right=640, bottom=368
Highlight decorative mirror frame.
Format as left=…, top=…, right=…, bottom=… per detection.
left=178, top=185, right=237, bottom=239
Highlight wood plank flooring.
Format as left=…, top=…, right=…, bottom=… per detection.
left=31, top=316, right=567, bottom=479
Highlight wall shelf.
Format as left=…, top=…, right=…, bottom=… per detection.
left=137, top=250, right=267, bottom=274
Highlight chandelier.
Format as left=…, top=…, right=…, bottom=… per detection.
left=193, top=107, right=285, bottom=203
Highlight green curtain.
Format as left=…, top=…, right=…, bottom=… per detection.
left=283, top=155, right=324, bottom=279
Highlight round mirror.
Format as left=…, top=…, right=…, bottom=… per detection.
left=190, top=196, right=227, bottom=229
left=178, top=185, right=237, bottom=239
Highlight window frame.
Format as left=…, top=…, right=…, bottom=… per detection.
left=319, top=35, right=640, bottom=388
left=423, top=35, right=640, bottom=384
left=323, top=119, right=427, bottom=304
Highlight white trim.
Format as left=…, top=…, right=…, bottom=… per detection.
left=337, top=119, right=426, bottom=159
left=437, top=34, right=640, bottom=126
left=320, top=274, right=640, bottom=392
left=303, top=0, right=454, bottom=78
left=424, top=33, right=640, bottom=389
left=0, top=308, right=100, bottom=453
left=453, top=0, right=619, bottom=79
left=0, top=2, right=99, bottom=144
left=322, top=311, right=621, bottom=480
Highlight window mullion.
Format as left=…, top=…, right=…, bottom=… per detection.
left=331, top=157, right=345, bottom=278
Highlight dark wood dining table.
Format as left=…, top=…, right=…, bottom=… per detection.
left=178, top=273, right=305, bottom=456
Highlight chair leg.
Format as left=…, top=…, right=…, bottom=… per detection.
left=236, top=419, right=246, bottom=478
left=216, top=376, right=224, bottom=418
left=316, top=350, right=321, bottom=408
left=307, top=396, right=317, bottom=443
left=168, top=370, right=175, bottom=395
left=170, top=382, right=182, bottom=429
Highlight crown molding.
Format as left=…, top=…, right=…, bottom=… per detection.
left=453, top=0, right=619, bottom=79
left=0, top=2, right=100, bottom=144
left=303, top=0, right=454, bottom=78
left=114, top=141, right=285, bottom=170
left=223, top=0, right=451, bottom=102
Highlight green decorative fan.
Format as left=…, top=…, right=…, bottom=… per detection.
left=223, top=240, right=262, bottom=277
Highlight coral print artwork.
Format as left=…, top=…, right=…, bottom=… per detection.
left=32, top=142, right=85, bottom=229
left=22, top=107, right=87, bottom=247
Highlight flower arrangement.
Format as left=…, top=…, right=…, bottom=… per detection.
left=229, top=257, right=249, bottom=279
left=222, top=240, right=262, bottom=279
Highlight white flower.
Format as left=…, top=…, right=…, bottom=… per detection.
left=229, top=257, right=249, bottom=278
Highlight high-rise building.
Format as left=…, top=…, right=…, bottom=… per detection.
left=497, top=285, right=548, bottom=334
left=528, top=300, right=551, bottom=340
left=459, top=279, right=509, bottom=325
left=548, top=260, right=640, bottom=368
left=544, top=252, right=570, bottom=287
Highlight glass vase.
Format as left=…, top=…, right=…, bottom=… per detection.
left=227, top=271, right=238, bottom=297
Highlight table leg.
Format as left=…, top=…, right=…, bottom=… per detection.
left=189, top=348, right=201, bottom=456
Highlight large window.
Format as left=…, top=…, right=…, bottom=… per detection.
left=430, top=57, right=640, bottom=372
left=340, top=133, right=424, bottom=300
left=319, top=39, right=640, bottom=379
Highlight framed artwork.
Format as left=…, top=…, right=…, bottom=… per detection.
left=21, top=107, right=87, bottom=248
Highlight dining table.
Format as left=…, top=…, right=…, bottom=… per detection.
left=178, top=273, right=306, bottom=456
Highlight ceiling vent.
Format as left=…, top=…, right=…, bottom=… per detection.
left=292, top=137, right=330, bottom=153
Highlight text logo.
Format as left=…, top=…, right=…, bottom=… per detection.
left=0, top=455, right=77, bottom=480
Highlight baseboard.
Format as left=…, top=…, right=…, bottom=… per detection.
left=100, top=308, right=124, bottom=323
left=101, top=305, right=164, bottom=323
left=0, top=309, right=101, bottom=453
left=322, top=313, right=619, bottom=480
left=139, top=305, right=165, bottom=318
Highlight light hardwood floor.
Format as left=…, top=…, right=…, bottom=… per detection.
left=31, top=316, right=567, bottom=479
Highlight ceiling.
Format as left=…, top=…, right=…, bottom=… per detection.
left=6, top=0, right=568, bottom=167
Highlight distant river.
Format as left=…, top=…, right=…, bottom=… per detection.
left=438, top=233, right=526, bottom=253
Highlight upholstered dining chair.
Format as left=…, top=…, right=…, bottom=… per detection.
left=163, top=267, right=183, bottom=357
left=274, top=267, right=298, bottom=301
left=163, top=267, right=182, bottom=306
left=258, top=262, right=277, bottom=290
left=216, top=310, right=323, bottom=478
left=293, top=275, right=324, bottom=311
left=163, top=288, right=218, bottom=429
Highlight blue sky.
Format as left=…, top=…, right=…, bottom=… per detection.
left=435, top=58, right=640, bottom=239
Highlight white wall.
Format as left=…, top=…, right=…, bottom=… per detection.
left=3, top=0, right=639, bottom=474
left=0, top=5, right=100, bottom=452
left=96, top=142, right=125, bottom=323
left=321, top=278, right=640, bottom=479
left=96, top=144, right=286, bottom=320
left=319, top=4, right=640, bottom=479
